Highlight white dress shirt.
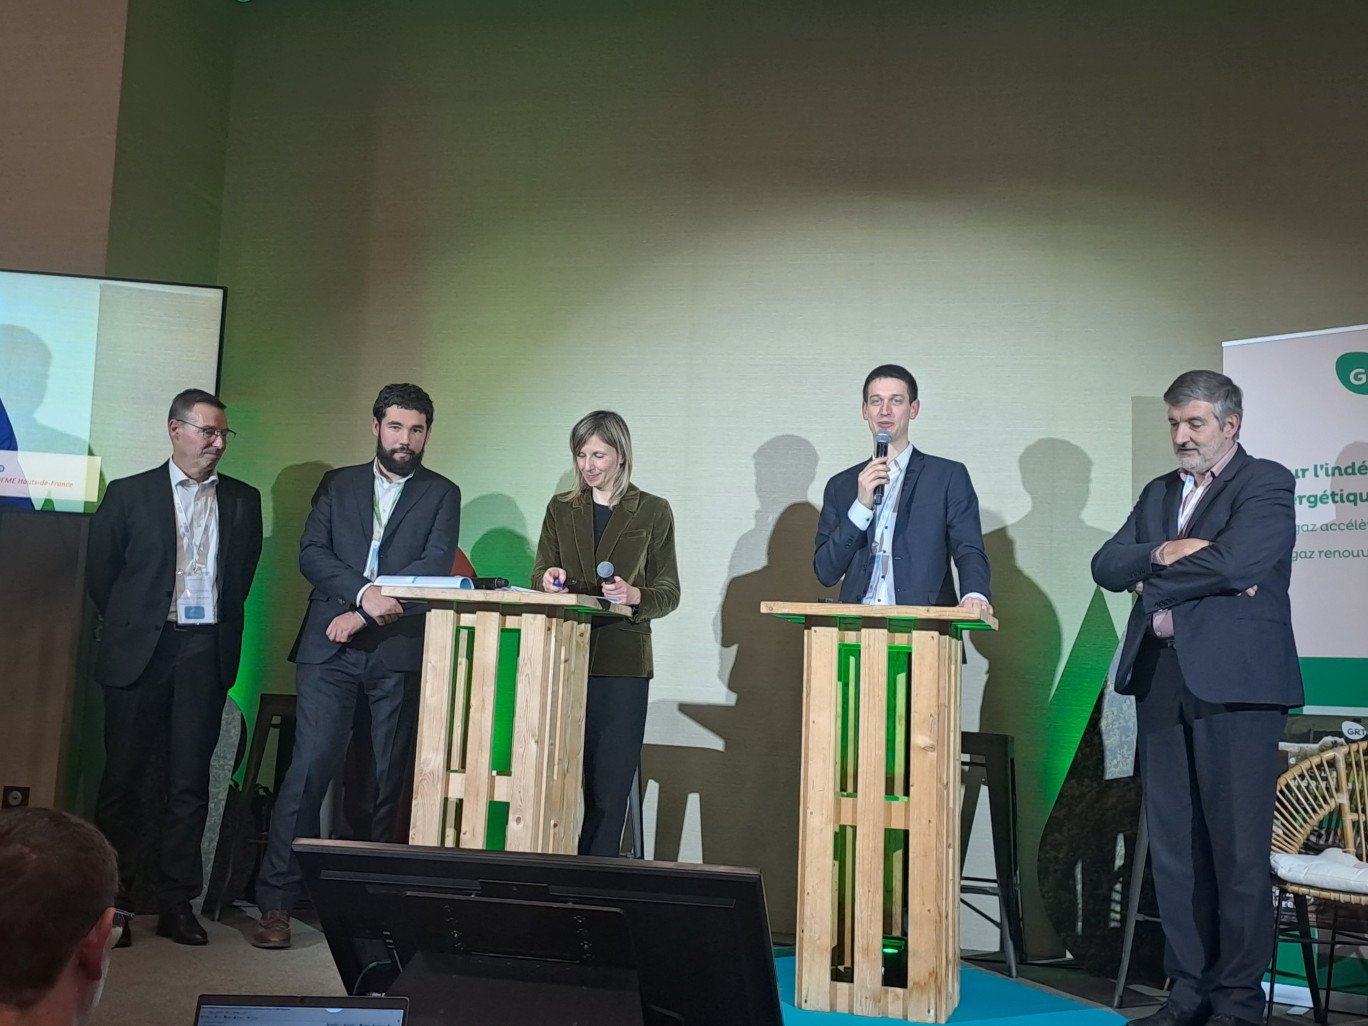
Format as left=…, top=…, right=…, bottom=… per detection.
left=847, top=444, right=913, bottom=605
left=356, top=460, right=413, bottom=607
left=168, top=460, right=220, bottom=622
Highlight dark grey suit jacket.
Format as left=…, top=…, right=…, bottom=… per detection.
left=290, top=461, right=460, bottom=672
left=814, top=448, right=991, bottom=605
left=87, top=463, right=263, bottom=688
left=1091, top=444, right=1302, bottom=707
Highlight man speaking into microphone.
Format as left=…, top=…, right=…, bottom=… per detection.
left=814, top=364, right=991, bottom=612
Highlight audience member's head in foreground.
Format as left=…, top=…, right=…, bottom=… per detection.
left=0, top=808, right=120, bottom=1026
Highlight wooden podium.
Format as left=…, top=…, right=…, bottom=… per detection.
left=380, top=586, right=630, bottom=854
left=761, top=602, right=998, bottom=1023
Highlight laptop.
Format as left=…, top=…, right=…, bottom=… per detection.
left=194, top=995, right=409, bottom=1026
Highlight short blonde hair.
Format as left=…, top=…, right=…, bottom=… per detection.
left=563, top=410, right=633, bottom=506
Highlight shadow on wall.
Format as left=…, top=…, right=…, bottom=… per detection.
left=461, top=492, right=534, bottom=584
left=645, top=435, right=832, bottom=939
left=0, top=324, right=90, bottom=457
left=234, top=462, right=335, bottom=721
left=972, top=438, right=1119, bottom=958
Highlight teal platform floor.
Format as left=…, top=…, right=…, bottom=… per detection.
left=776, top=956, right=1127, bottom=1025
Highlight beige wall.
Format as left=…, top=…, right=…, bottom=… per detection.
left=207, top=1, right=1368, bottom=947
left=5, top=0, right=1367, bottom=955
left=0, top=0, right=128, bottom=274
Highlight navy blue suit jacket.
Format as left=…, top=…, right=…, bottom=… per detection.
left=814, top=448, right=991, bottom=605
left=1091, top=444, right=1302, bottom=707
left=0, top=394, right=32, bottom=510
left=291, top=461, right=460, bottom=671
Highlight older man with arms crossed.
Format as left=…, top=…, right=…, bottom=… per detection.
left=0, top=809, right=122, bottom=1026
left=1093, top=370, right=1300, bottom=1026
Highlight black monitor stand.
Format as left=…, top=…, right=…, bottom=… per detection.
left=385, top=889, right=657, bottom=1026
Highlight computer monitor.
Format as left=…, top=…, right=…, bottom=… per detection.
left=295, top=840, right=782, bottom=1026
left=193, top=995, right=408, bottom=1025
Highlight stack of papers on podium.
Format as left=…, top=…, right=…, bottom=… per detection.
left=375, top=575, right=475, bottom=589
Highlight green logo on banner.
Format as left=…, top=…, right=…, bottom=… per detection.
left=1338, top=352, right=1368, bottom=394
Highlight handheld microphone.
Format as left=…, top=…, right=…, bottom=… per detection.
left=597, top=561, right=615, bottom=587
left=873, top=430, right=890, bottom=506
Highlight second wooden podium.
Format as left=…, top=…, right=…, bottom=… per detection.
left=762, top=602, right=997, bottom=1024
left=380, top=586, right=629, bottom=854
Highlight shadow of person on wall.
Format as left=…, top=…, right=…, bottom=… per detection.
left=645, top=435, right=830, bottom=939
left=249, top=462, right=337, bottom=706
left=462, top=492, right=535, bottom=585
left=972, top=438, right=1118, bottom=959
left=0, top=325, right=91, bottom=458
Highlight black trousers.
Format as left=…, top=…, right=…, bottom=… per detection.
left=1133, top=635, right=1286, bottom=1022
left=255, top=648, right=418, bottom=911
left=579, top=675, right=650, bottom=857
left=94, top=623, right=225, bottom=911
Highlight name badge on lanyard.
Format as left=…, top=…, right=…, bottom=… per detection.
left=366, top=481, right=406, bottom=580
left=176, top=485, right=215, bottom=624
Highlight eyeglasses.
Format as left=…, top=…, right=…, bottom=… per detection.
left=112, top=908, right=133, bottom=941
left=173, top=420, right=237, bottom=442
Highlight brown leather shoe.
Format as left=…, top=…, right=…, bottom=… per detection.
left=251, top=910, right=291, bottom=949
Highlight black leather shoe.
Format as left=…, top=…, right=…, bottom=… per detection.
left=1206, top=1016, right=1261, bottom=1026
left=1129, top=1004, right=1205, bottom=1026
left=156, top=906, right=208, bottom=945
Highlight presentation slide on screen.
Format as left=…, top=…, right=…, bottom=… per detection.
left=0, top=270, right=224, bottom=511
left=1224, top=325, right=1368, bottom=713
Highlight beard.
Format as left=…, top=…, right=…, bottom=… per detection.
left=376, top=438, right=424, bottom=477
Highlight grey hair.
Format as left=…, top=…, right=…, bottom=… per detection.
left=1163, top=370, right=1242, bottom=436
left=168, top=388, right=225, bottom=423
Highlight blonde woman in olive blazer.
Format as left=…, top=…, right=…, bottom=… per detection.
left=532, top=411, right=680, bottom=855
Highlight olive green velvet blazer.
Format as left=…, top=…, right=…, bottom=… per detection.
left=530, top=484, right=680, bottom=677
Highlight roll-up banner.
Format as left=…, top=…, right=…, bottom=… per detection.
left=1224, top=325, right=1368, bottom=714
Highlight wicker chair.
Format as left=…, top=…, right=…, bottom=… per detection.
left=1268, top=739, right=1368, bottom=1025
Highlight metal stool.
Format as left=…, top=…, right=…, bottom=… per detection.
left=623, top=764, right=645, bottom=859
left=960, top=731, right=1025, bottom=977
left=1112, top=804, right=1163, bottom=1007
left=202, top=693, right=297, bottom=919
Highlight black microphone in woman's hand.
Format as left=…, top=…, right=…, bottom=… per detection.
left=873, top=430, right=890, bottom=506
left=597, top=561, right=615, bottom=587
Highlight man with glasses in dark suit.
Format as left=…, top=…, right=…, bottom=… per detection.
left=87, top=388, right=263, bottom=947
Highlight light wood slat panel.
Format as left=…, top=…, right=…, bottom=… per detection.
left=449, top=625, right=473, bottom=773
left=760, top=601, right=996, bottom=631
left=382, top=586, right=630, bottom=617
left=555, top=620, right=592, bottom=852
left=795, top=625, right=839, bottom=1012
left=505, top=612, right=552, bottom=851
left=903, top=629, right=958, bottom=1022
left=445, top=772, right=511, bottom=804
left=853, top=626, right=888, bottom=1016
left=945, top=634, right=963, bottom=1013
left=409, top=607, right=455, bottom=845
left=457, top=610, right=502, bottom=848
